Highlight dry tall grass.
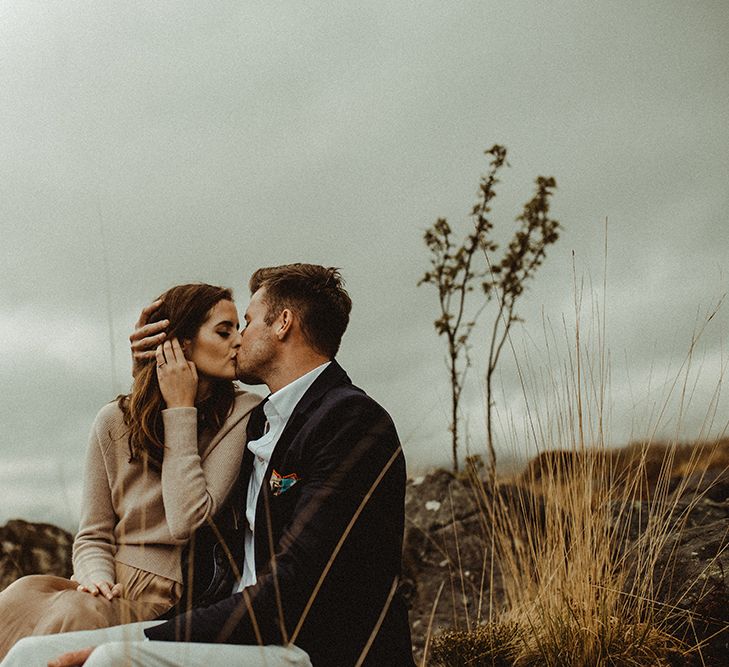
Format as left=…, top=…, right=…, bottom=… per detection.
left=426, top=283, right=728, bottom=665
left=428, top=436, right=729, bottom=665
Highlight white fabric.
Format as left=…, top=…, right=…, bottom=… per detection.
left=1, top=621, right=311, bottom=667
left=1, top=621, right=155, bottom=666
left=238, top=362, right=330, bottom=590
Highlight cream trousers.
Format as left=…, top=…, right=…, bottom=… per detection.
left=1, top=621, right=312, bottom=667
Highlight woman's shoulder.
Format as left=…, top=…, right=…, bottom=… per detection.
left=91, top=399, right=127, bottom=438
left=206, top=390, right=263, bottom=439
left=231, top=389, right=265, bottom=417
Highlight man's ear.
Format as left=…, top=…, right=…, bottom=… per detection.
left=275, top=309, right=294, bottom=340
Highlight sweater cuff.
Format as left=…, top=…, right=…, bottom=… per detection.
left=72, top=567, right=115, bottom=586
left=162, top=407, right=198, bottom=454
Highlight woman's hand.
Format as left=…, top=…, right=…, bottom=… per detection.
left=76, top=580, right=123, bottom=601
left=156, top=338, right=198, bottom=408
left=48, top=646, right=96, bottom=667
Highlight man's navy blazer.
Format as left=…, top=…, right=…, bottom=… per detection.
left=146, top=361, right=416, bottom=666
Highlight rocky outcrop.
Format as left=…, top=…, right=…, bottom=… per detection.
left=403, top=470, right=487, bottom=655
left=0, top=519, right=73, bottom=592
left=613, top=494, right=729, bottom=664
left=671, top=467, right=729, bottom=504
left=406, top=456, right=729, bottom=665
left=403, top=470, right=543, bottom=660
left=649, top=517, right=729, bottom=664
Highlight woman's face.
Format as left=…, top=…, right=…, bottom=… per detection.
left=185, top=300, right=241, bottom=380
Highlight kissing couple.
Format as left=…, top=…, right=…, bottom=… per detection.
left=0, top=263, right=415, bottom=667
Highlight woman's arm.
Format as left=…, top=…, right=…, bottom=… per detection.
left=160, top=407, right=250, bottom=540
left=71, top=408, right=119, bottom=597
left=162, top=402, right=261, bottom=540
left=156, top=338, right=258, bottom=540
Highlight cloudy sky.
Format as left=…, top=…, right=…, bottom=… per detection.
left=1, top=1, right=728, bottom=530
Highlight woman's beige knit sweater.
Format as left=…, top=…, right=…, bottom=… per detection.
left=71, top=391, right=262, bottom=586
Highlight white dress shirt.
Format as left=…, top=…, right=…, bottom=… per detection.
left=235, top=361, right=330, bottom=592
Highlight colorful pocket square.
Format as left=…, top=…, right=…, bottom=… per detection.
left=270, top=469, right=300, bottom=496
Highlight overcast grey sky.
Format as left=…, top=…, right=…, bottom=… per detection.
left=1, top=1, right=728, bottom=530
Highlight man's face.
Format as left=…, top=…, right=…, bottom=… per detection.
left=235, top=288, right=277, bottom=386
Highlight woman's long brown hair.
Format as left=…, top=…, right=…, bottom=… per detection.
left=119, top=283, right=237, bottom=466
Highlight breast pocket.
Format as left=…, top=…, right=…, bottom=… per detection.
left=265, top=471, right=303, bottom=532
left=269, top=469, right=302, bottom=498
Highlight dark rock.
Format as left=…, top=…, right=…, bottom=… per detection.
left=0, top=519, right=73, bottom=591
left=405, top=469, right=480, bottom=534
left=403, top=472, right=548, bottom=661
left=403, top=470, right=490, bottom=661
left=646, top=518, right=729, bottom=665
left=611, top=497, right=729, bottom=545
left=670, top=468, right=729, bottom=504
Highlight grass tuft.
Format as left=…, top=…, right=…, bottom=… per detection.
left=431, top=621, right=521, bottom=666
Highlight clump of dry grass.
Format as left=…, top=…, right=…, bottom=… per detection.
left=430, top=441, right=717, bottom=666
left=430, top=621, right=521, bottom=667
left=498, top=451, right=689, bottom=665
left=426, top=285, right=728, bottom=666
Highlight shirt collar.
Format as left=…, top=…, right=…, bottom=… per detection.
left=264, top=361, right=331, bottom=425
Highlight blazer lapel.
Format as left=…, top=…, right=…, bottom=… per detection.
left=286, top=360, right=350, bottom=421
left=266, top=360, right=350, bottom=472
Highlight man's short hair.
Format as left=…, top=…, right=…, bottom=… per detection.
left=249, top=264, right=352, bottom=358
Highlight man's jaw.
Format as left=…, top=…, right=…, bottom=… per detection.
left=235, top=361, right=264, bottom=386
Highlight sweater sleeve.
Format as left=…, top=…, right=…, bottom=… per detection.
left=72, top=410, right=117, bottom=585
left=161, top=406, right=249, bottom=541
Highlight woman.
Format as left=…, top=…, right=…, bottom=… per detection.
left=0, top=283, right=261, bottom=659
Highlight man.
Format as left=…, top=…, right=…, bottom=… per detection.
left=4, top=264, right=415, bottom=667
